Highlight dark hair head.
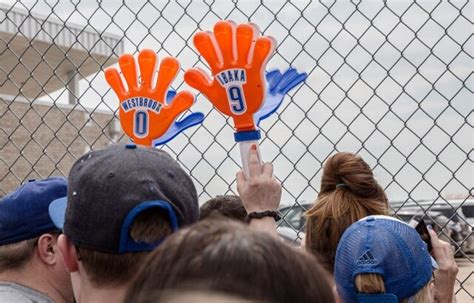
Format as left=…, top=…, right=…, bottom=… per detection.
left=199, top=195, right=247, bottom=222
left=305, top=152, right=388, bottom=272
left=125, top=219, right=334, bottom=303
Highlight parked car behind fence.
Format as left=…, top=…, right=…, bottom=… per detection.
left=278, top=199, right=474, bottom=255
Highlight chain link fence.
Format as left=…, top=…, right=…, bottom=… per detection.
left=0, top=0, right=472, bottom=299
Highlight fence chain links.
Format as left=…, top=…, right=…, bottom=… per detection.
left=0, top=0, right=472, bottom=298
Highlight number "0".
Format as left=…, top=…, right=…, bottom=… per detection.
left=134, top=111, right=148, bottom=137
left=228, top=86, right=246, bottom=115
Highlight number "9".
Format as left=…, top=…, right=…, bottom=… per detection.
left=227, top=86, right=247, bottom=115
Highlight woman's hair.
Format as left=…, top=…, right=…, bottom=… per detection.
left=305, top=152, right=388, bottom=272
left=355, top=273, right=432, bottom=303
left=124, top=219, right=334, bottom=303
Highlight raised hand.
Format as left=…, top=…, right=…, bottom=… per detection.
left=105, top=49, right=199, bottom=147
left=255, top=68, right=307, bottom=126
left=236, top=144, right=282, bottom=238
left=429, top=228, right=458, bottom=303
left=184, top=21, right=275, bottom=132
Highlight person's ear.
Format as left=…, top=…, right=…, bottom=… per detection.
left=58, top=234, right=79, bottom=273
left=37, top=233, right=57, bottom=266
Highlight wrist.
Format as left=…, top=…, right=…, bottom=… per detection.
left=245, top=207, right=277, bottom=214
left=244, top=210, right=281, bottom=223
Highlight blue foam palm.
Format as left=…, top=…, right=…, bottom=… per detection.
left=255, top=68, right=307, bottom=126
left=152, top=90, right=205, bottom=146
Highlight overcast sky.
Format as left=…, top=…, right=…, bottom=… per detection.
left=3, top=0, right=473, bottom=205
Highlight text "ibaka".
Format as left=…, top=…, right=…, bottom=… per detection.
left=216, top=69, right=246, bottom=86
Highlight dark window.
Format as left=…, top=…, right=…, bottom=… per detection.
left=461, top=205, right=474, bottom=218
left=396, top=214, right=415, bottom=222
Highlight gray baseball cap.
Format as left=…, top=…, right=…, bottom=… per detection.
left=49, top=143, right=198, bottom=253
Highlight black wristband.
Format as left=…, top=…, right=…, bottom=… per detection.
left=245, top=210, right=281, bottom=223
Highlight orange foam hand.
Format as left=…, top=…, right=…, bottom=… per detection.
left=105, top=50, right=195, bottom=147
left=184, top=21, right=275, bottom=132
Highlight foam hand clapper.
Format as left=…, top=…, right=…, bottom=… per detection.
left=255, top=68, right=308, bottom=126
left=105, top=49, right=204, bottom=147
left=184, top=21, right=275, bottom=133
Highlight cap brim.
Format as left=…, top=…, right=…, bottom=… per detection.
left=48, top=197, right=67, bottom=230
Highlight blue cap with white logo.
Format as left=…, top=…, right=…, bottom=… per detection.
left=334, top=215, right=434, bottom=303
left=0, top=177, right=67, bottom=245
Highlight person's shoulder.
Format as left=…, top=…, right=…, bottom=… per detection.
left=0, top=282, right=53, bottom=303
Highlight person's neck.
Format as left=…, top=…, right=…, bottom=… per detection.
left=75, top=280, right=127, bottom=303
left=0, top=266, right=66, bottom=303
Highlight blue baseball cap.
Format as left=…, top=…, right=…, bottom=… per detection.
left=334, top=215, right=434, bottom=303
left=0, top=177, right=67, bottom=245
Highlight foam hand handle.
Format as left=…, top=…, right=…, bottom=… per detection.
left=152, top=91, right=205, bottom=146
left=105, top=49, right=195, bottom=147
left=184, top=21, right=275, bottom=132
left=255, top=68, right=307, bottom=125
